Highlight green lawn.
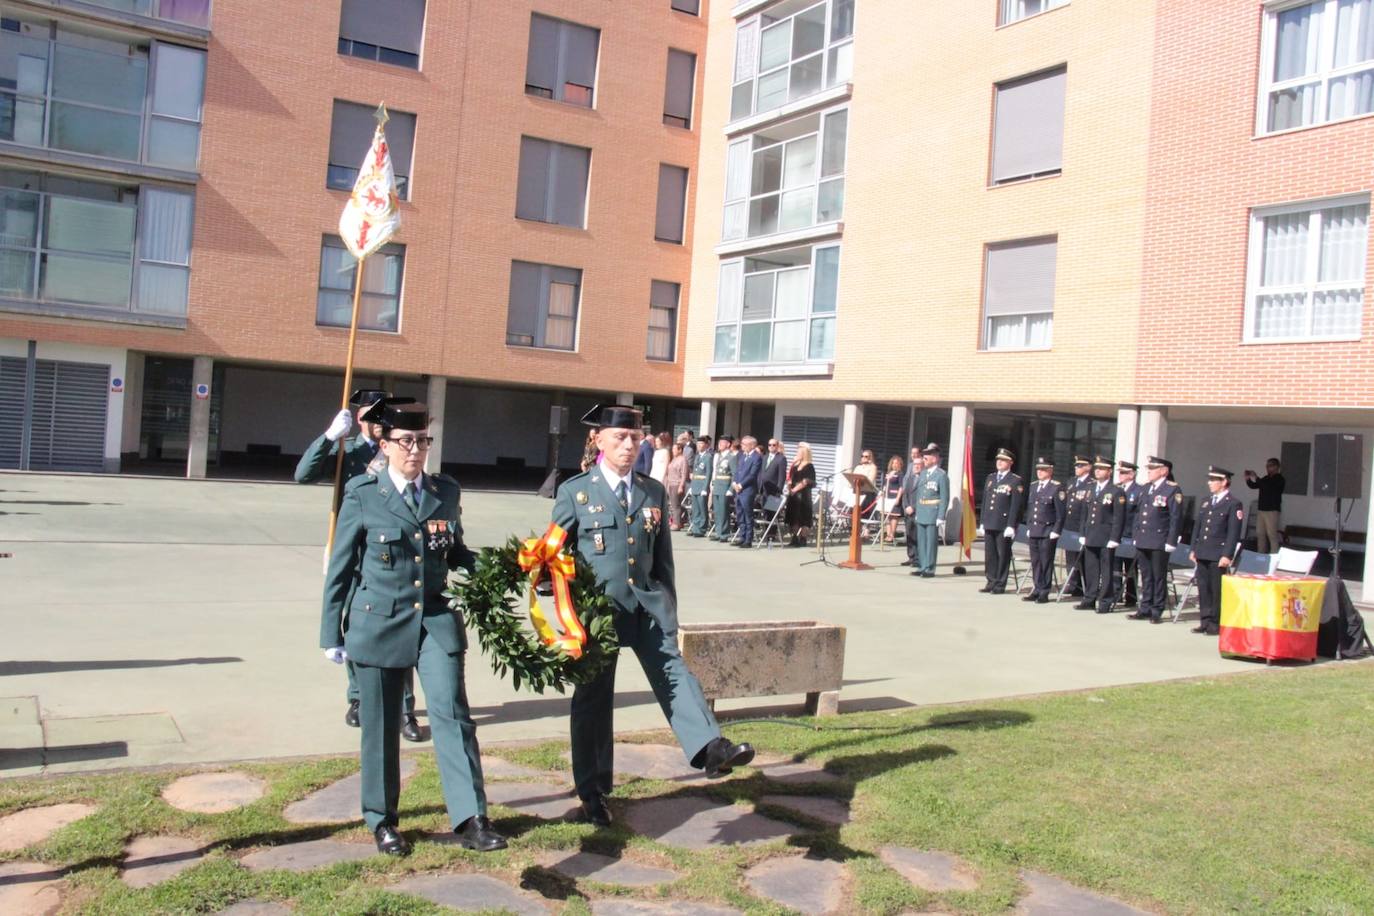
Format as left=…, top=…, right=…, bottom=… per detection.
left=4, top=662, right=1374, bottom=914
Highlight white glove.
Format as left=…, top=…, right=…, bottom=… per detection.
left=1049, top=531, right=1060, bottom=540
left=325, top=409, right=353, bottom=442
left=324, top=647, right=347, bottom=664
left=1107, top=540, right=1119, bottom=549
left=1164, top=543, right=1177, bottom=553
left=976, top=526, right=985, bottom=536
left=1003, top=526, right=1015, bottom=539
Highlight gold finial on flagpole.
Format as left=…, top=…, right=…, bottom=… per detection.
left=374, top=102, right=389, bottom=126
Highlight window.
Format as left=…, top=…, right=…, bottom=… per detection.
left=515, top=136, right=589, bottom=228
left=648, top=280, right=679, bottom=360
left=671, top=0, right=700, bottom=13
left=83, top=1, right=210, bottom=27
left=1246, top=196, right=1368, bottom=341
left=1000, top=0, right=1068, bottom=27
left=1260, top=0, right=1374, bottom=133
left=723, top=107, right=847, bottom=240
left=0, top=17, right=205, bottom=169
left=0, top=169, right=193, bottom=316
left=328, top=101, right=415, bottom=199
left=982, top=237, right=1056, bottom=350
left=656, top=164, right=688, bottom=243
left=714, top=243, right=839, bottom=364
left=507, top=260, right=582, bottom=350
left=338, top=0, right=425, bottom=69
left=990, top=66, right=1065, bottom=184
left=525, top=14, right=599, bottom=108
left=664, top=49, right=696, bottom=129
left=316, top=236, right=405, bottom=333
left=731, top=0, right=853, bottom=122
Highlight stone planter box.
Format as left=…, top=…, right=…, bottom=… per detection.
left=677, top=620, right=846, bottom=716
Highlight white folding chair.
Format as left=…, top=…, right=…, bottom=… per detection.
left=757, top=492, right=788, bottom=548
left=1275, top=547, right=1319, bottom=576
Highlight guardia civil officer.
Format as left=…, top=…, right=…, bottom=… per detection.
left=709, top=436, right=736, bottom=541
left=296, top=390, right=421, bottom=742
left=1021, top=457, right=1065, bottom=604
left=687, top=435, right=713, bottom=537
left=1127, top=457, right=1184, bottom=624
left=1061, top=456, right=1093, bottom=597
left=1113, top=461, right=1143, bottom=606
left=1190, top=466, right=1244, bottom=636
left=553, top=405, right=755, bottom=828
left=908, top=444, right=948, bottom=578
left=1077, top=456, right=1127, bottom=614
left=978, top=448, right=1025, bottom=594
left=320, top=399, right=504, bottom=856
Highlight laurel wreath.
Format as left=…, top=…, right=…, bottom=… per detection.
left=450, top=536, right=619, bottom=694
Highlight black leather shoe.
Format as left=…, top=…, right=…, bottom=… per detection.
left=697, top=737, right=756, bottom=778
left=1149, top=617, right=1162, bottom=625
left=1075, top=601, right=1095, bottom=610
left=991, top=587, right=1006, bottom=594
left=1127, top=611, right=1150, bottom=620
left=1035, top=596, right=1050, bottom=604
left=577, top=794, right=613, bottom=827
left=1095, top=607, right=1112, bottom=614
left=910, top=570, right=923, bottom=577
left=923, top=572, right=935, bottom=578
left=978, top=585, right=993, bottom=593
left=1021, top=593, right=1037, bottom=602
left=900, top=560, right=913, bottom=567
left=374, top=823, right=410, bottom=857
left=1205, top=625, right=1220, bottom=636
left=1190, top=625, right=1208, bottom=634
left=345, top=700, right=360, bottom=728
left=454, top=815, right=507, bottom=852
left=401, top=715, right=424, bottom=742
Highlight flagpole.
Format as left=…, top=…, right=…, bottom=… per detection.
left=323, top=254, right=368, bottom=570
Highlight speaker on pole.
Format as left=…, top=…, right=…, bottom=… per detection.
left=1312, top=433, right=1363, bottom=499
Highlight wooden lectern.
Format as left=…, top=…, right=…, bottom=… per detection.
left=839, top=471, right=876, bottom=570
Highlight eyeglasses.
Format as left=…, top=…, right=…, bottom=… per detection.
left=387, top=435, right=434, bottom=451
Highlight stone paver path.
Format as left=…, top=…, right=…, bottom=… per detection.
left=582, top=744, right=699, bottom=781
left=752, top=757, right=844, bottom=786
left=162, top=772, right=266, bottom=814
left=0, top=860, right=64, bottom=915
left=481, top=756, right=550, bottom=779
left=1016, top=870, right=1150, bottom=915
left=879, top=847, right=979, bottom=892
left=390, top=873, right=550, bottom=915
left=485, top=780, right=580, bottom=820
left=591, top=901, right=743, bottom=916
left=623, top=796, right=795, bottom=849
left=758, top=794, right=850, bottom=827
left=215, top=902, right=292, bottom=915
left=744, top=855, right=847, bottom=915
left=283, top=759, right=417, bottom=824
left=541, top=850, right=679, bottom=886
left=239, top=838, right=375, bottom=872
left=120, top=835, right=206, bottom=888
left=0, top=803, right=95, bottom=852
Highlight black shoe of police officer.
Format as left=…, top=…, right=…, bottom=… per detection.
left=1021, top=593, right=1038, bottom=602
left=454, top=815, right=507, bottom=852
left=1075, top=600, right=1095, bottom=610
left=374, top=823, right=410, bottom=857
left=695, top=737, right=756, bottom=778
left=575, top=794, right=613, bottom=827
left=900, top=559, right=913, bottom=566
left=1127, top=611, right=1150, bottom=620
left=345, top=700, right=360, bottom=728
left=401, top=714, right=424, bottom=742
left=1035, top=595, right=1050, bottom=604
left=978, top=585, right=994, bottom=593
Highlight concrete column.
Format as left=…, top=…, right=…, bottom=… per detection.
left=1114, top=406, right=1140, bottom=467
left=699, top=400, right=717, bottom=440
left=425, top=374, right=448, bottom=474
left=838, top=402, right=863, bottom=471
left=615, top=391, right=634, bottom=406
left=722, top=400, right=741, bottom=437
left=740, top=402, right=755, bottom=438
left=120, top=351, right=145, bottom=467
left=1361, top=437, right=1374, bottom=601
left=185, top=355, right=213, bottom=479
left=1137, top=406, right=1168, bottom=467
left=946, top=405, right=974, bottom=529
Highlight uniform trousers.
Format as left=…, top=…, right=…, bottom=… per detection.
left=353, top=629, right=486, bottom=832
left=1136, top=548, right=1170, bottom=620
left=915, top=522, right=939, bottom=575
left=984, top=531, right=1013, bottom=590
left=1194, top=557, right=1224, bottom=629
left=690, top=493, right=709, bottom=535
left=347, top=661, right=415, bottom=714
left=1027, top=536, right=1055, bottom=596
left=734, top=487, right=756, bottom=545
left=904, top=515, right=918, bottom=563
left=1083, top=544, right=1115, bottom=609
left=570, top=607, right=720, bottom=802
left=711, top=490, right=731, bottom=539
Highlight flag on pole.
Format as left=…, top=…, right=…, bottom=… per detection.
left=959, top=425, right=976, bottom=560
left=338, top=104, right=401, bottom=260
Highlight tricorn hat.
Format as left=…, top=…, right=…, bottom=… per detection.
left=359, top=395, right=413, bottom=425
left=923, top=442, right=942, bottom=455
left=378, top=399, right=429, bottom=432
left=580, top=404, right=643, bottom=430
left=348, top=388, right=388, bottom=409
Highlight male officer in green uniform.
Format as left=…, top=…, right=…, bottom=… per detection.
left=908, top=443, right=949, bottom=578
left=687, top=434, right=713, bottom=537
left=320, top=399, right=504, bottom=856
left=708, top=435, right=736, bottom=541
left=297, top=390, right=421, bottom=742
left=553, top=405, right=755, bottom=828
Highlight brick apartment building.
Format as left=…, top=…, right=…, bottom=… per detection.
left=4, top=1, right=1374, bottom=588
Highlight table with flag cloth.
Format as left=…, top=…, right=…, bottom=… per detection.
left=1220, top=574, right=1326, bottom=661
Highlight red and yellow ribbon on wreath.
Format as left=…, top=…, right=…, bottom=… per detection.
left=517, top=523, right=589, bottom=658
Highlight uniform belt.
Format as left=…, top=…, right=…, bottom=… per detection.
left=692, top=474, right=707, bottom=479
left=918, top=499, right=940, bottom=504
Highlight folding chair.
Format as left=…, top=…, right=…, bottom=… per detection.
left=1054, top=530, right=1085, bottom=603
left=1107, top=538, right=1138, bottom=613
left=1233, top=549, right=1278, bottom=575
left=1165, top=543, right=1195, bottom=622
left=757, top=492, right=788, bottom=548
left=825, top=478, right=857, bottom=545
left=1009, top=525, right=1036, bottom=594
left=1177, top=542, right=1245, bottom=616
left=859, top=497, right=888, bottom=548
left=1275, top=546, right=1319, bottom=576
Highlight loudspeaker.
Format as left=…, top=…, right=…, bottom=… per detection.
left=1313, top=433, right=1363, bottom=499
left=549, top=405, right=569, bottom=435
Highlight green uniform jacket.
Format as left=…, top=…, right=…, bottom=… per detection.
left=709, top=451, right=736, bottom=494
left=320, top=471, right=476, bottom=668
left=914, top=466, right=951, bottom=524
left=688, top=450, right=712, bottom=496
left=553, top=468, right=678, bottom=635
left=295, top=432, right=379, bottom=484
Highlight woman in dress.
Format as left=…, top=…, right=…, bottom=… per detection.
left=786, top=442, right=816, bottom=547
left=882, top=455, right=905, bottom=545
left=664, top=442, right=689, bottom=529
left=650, top=430, right=671, bottom=482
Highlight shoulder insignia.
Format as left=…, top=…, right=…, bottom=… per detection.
left=576, top=491, right=588, bottom=505
left=1118, top=495, right=1126, bottom=503
left=1174, top=493, right=1183, bottom=503
left=1051, top=479, right=1060, bottom=486
left=1016, top=485, right=1024, bottom=493
left=1237, top=509, right=1244, bottom=520
left=1056, top=491, right=1065, bottom=500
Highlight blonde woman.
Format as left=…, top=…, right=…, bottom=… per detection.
left=786, top=442, right=816, bottom=546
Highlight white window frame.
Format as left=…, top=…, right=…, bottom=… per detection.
left=980, top=237, right=1056, bottom=352
left=1243, top=193, right=1368, bottom=343
left=730, top=0, right=853, bottom=123
left=722, top=104, right=847, bottom=242
left=1256, top=0, right=1374, bottom=136
left=712, top=242, right=839, bottom=366
left=998, top=0, right=1068, bottom=28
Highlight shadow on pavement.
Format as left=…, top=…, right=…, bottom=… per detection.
left=0, top=657, right=243, bottom=676
left=0, top=740, right=129, bottom=770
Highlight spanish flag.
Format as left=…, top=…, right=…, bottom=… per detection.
left=959, top=425, right=976, bottom=560
left=1219, top=575, right=1325, bottom=661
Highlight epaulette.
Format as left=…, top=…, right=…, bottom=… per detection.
left=1051, top=479, right=1060, bottom=486
left=430, top=472, right=458, bottom=488
left=345, top=473, right=378, bottom=491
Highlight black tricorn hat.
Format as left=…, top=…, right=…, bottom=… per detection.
left=349, top=388, right=388, bottom=409
left=379, top=400, right=429, bottom=432
left=580, top=404, right=643, bottom=430
left=359, top=395, right=414, bottom=424
left=923, top=442, right=942, bottom=455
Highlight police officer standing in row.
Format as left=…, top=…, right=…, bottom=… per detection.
left=909, top=444, right=948, bottom=578
left=1113, top=460, right=1143, bottom=606
left=1128, top=457, right=1184, bottom=624
left=686, top=435, right=713, bottom=537
left=320, top=399, right=503, bottom=856
left=1190, top=466, right=1245, bottom=636
left=978, top=448, right=1024, bottom=594
left=709, top=435, right=736, bottom=542
left=1062, top=456, right=1093, bottom=597
left=553, top=405, right=755, bottom=828
left=1022, top=457, right=1065, bottom=604
left=1077, top=456, right=1127, bottom=613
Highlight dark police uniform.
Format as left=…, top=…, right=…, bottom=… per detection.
left=1079, top=458, right=1127, bottom=613
left=1022, top=462, right=1066, bottom=602
left=1114, top=465, right=1144, bottom=605
left=1192, top=468, right=1245, bottom=635
left=1129, top=458, right=1184, bottom=623
left=709, top=441, right=736, bottom=541
left=979, top=450, right=1025, bottom=593
left=687, top=445, right=713, bottom=537
left=1062, top=460, right=1093, bottom=595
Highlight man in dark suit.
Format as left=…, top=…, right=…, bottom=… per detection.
left=899, top=445, right=923, bottom=567
left=1128, top=456, right=1184, bottom=624
left=760, top=438, right=787, bottom=499
left=1078, top=456, right=1127, bottom=613
left=634, top=427, right=655, bottom=475
left=1190, top=466, right=1245, bottom=636
left=1114, top=461, right=1143, bottom=606
left=1022, top=456, right=1066, bottom=604
left=978, top=447, right=1025, bottom=594
left=731, top=436, right=763, bottom=547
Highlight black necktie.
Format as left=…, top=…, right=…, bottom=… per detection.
left=615, top=480, right=628, bottom=510
left=402, top=481, right=418, bottom=512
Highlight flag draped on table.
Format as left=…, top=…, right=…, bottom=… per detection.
left=959, top=425, right=976, bottom=560
left=338, top=104, right=401, bottom=259
left=1220, top=575, right=1326, bottom=661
